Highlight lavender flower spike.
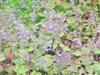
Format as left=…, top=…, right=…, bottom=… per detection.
left=17, top=29, right=28, bottom=40
left=0, top=29, right=9, bottom=41
left=29, top=12, right=37, bottom=22
left=66, top=52, right=71, bottom=61
left=48, top=9, right=56, bottom=19
left=45, top=19, right=55, bottom=32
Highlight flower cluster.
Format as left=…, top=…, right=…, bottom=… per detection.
left=0, top=0, right=100, bottom=75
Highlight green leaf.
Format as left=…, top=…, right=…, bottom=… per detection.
left=44, top=54, right=52, bottom=66
left=95, top=70, right=100, bottom=74
left=95, top=48, right=100, bottom=54
left=67, top=18, right=73, bottom=25
left=82, top=36, right=89, bottom=40
left=64, top=46, right=71, bottom=51
left=72, top=50, right=82, bottom=56
left=94, top=63, right=100, bottom=74
left=19, top=65, right=28, bottom=74
left=22, top=17, right=30, bottom=26
left=31, top=71, right=41, bottom=75
left=0, top=66, right=3, bottom=72
left=34, top=16, right=44, bottom=23
left=25, top=0, right=31, bottom=4
left=86, top=65, right=94, bottom=75
left=5, top=66, right=14, bottom=73
left=0, top=54, right=5, bottom=61
left=53, top=40, right=60, bottom=49
left=54, top=5, right=66, bottom=13
left=19, top=46, right=33, bottom=52
left=13, top=64, right=28, bottom=74
left=48, top=64, right=60, bottom=75
left=37, top=9, right=44, bottom=17
left=64, top=0, right=71, bottom=3
left=34, top=9, right=45, bottom=23
left=59, top=42, right=71, bottom=51
left=13, top=65, right=19, bottom=73
left=67, top=26, right=74, bottom=32
left=26, top=47, right=33, bottom=52
left=74, top=0, right=79, bottom=5
left=35, top=49, right=44, bottom=58
left=59, top=32, right=64, bottom=38
left=4, top=47, right=11, bottom=52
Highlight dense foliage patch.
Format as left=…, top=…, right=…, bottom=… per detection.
left=0, top=0, right=100, bottom=75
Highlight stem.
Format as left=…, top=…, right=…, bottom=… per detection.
left=74, top=0, right=79, bottom=5
left=97, top=4, right=100, bottom=16
left=91, top=7, right=96, bottom=28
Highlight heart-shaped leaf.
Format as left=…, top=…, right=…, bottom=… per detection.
left=0, top=54, right=5, bottom=61
left=31, top=71, right=41, bottom=75
left=72, top=50, right=82, bottom=56
left=54, top=5, right=66, bottom=13
left=95, top=48, right=100, bottom=54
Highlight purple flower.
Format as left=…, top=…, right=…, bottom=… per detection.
left=89, top=15, right=94, bottom=20
left=48, top=9, right=56, bottom=19
left=16, top=22, right=25, bottom=30
left=56, top=51, right=72, bottom=61
left=29, top=12, right=37, bottom=22
left=72, top=38, right=82, bottom=48
left=11, top=17, right=24, bottom=30
left=53, top=51, right=73, bottom=68
left=61, top=24, right=68, bottom=33
left=13, top=19, right=29, bottom=40
left=0, top=29, right=9, bottom=41
left=45, top=19, right=55, bottom=32
left=17, top=29, right=28, bottom=40
left=59, top=13, right=66, bottom=22
left=66, top=52, right=71, bottom=60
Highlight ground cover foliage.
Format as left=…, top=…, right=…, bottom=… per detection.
left=0, top=0, right=100, bottom=75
